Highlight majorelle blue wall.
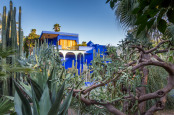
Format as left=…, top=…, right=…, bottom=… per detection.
left=39, top=31, right=108, bottom=74
left=48, top=38, right=57, bottom=45
left=58, top=35, right=79, bottom=44
left=39, top=31, right=79, bottom=45
left=59, top=43, right=107, bottom=74
left=62, top=51, right=105, bottom=74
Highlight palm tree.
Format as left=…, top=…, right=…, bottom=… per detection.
left=108, top=0, right=137, bottom=30
left=31, top=29, right=36, bottom=34
left=53, top=23, right=61, bottom=32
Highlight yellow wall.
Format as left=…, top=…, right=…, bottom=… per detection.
left=59, top=39, right=77, bottom=50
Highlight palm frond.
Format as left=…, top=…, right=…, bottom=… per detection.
left=0, top=97, right=14, bottom=115
left=114, top=0, right=137, bottom=30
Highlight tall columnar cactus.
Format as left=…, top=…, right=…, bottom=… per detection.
left=2, top=6, right=6, bottom=51
left=1, top=1, right=23, bottom=62
left=1, top=1, right=23, bottom=95
left=72, top=60, right=74, bottom=69
left=1, top=6, right=8, bottom=95
left=19, top=6, right=23, bottom=58
left=93, top=49, right=96, bottom=60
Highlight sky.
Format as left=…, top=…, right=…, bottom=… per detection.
left=0, top=0, right=126, bottom=46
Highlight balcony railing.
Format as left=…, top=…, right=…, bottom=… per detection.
left=65, top=46, right=79, bottom=50
left=58, top=45, right=79, bottom=50
left=57, top=45, right=93, bottom=51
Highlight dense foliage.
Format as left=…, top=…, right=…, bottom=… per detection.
left=23, top=29, right=40, bottom=57
left=106, top=0, right=174, bottom=34
left=1, top=1, right=174, bottom=115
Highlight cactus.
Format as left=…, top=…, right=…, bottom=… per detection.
left=19, top=6, right=23, bottom=58
left=93, top=49, right=95, bottom=60
left=1, top=6, right=7, bottom=71
left=98, top=48, right=100, bottom=57
left=0, top=1, right=23, bottom=96
left=1, top=6, right=8, bottom=95
left=72, top=60, right=74, bottom=69
left=2, top=6, right=6, bottom=51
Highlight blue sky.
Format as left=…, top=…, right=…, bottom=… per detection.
left=0, top=0, right=126, bottom=46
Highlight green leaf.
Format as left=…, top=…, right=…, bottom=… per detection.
left=51, top=81, right=57, bottom=104
left=5, top=96, right=14, bottom=101
left=110, top=0, right=116, bottom=9
left=135, top=15, right=147, bottom=25
left=60, top=68, right=65, bottom=80
left=168, top=56, right=174, bottom=62
left=39, top=85, right=51, bottom=115
left=39, top=65, right=48, bottom=89
left=48, top=82, right=65, bottom=115
left=7, top=67, right=34, bottom=73
left=132, top=7, right=140, bottom=14
left=58, top=88, right=73, bottom=115
left=167, top=8, right=174, bottom=24
left=47, top=67, right=55, bottom=90
left=148, top=8, right=158, bottom=17
left=106, top=0, right=110, bottom=3
left=0, top=97, right=14, bottom=115
left=31, top=85, right=39, bottom=115
left=139, top=0, right=149, bottom=11
left=157, top=19, right=167, bottom=34
left=19, top=81, right=32, bottom=98
left=14, top=92, right=22, bottom=115
left=0, top=72, right=6, bottom=77
left=137, top=23, right=146, bottom=36
left=28, top=78, right=43, bottom=101
left=157, top=9, right=166, bottom=23
left=147, top=18, right=155, bottom=29
left=0, top=48, right=16, bottom=58
left=47, top=67, right=57, bottom=104
left=14, top=81, right=32, bottom=115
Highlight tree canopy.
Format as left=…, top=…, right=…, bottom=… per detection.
left=106, top=0, right=174, bottom=36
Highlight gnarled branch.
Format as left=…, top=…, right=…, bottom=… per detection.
left=132, top=60, right=174, bottom=75
left=145, top=95, right=167, bottom=115
left=139, top=76, right=174, bottom=103
left=145, top=40, right=169, bottom=54
left=155, top=48, right=174, bottom=53
left=130, top=40, right=170, bottom=54
left=73, top=93, right=125, bottom=115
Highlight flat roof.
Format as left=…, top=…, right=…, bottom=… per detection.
left=39, top=31, right=79, bottom=39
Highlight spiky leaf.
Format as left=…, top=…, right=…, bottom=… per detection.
left=39, top=85, right=51, bottom=115
left=0, top=97, right=14, bottom=115
left=58, top=88, right=73, bottom=115
left=31, top=85, right=39, bottom=115
left=28, top=78, right=43, bottom=101
left=14, top=81, right=32, bottom=115
left=48, top=82, right=65, bottom=115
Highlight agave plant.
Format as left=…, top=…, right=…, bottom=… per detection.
left=12, top=38, right=75, bottom=115
left=13, top=67, right=73, bottom=115
left=0, top=96, right=14, bottom=115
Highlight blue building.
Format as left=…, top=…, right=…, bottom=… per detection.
left=39, top=31, right=107, bottom=73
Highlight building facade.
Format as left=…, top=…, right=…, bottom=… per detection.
left=39, top=31, right=107, bottom=73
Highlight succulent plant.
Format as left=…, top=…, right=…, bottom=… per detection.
left=14, top=71, right=73, bottom=115
left=0, top=1, right=23, bottom=96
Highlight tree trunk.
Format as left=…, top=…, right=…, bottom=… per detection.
left=138, top=67, right=149, bottom=114
left=138, top=53, right=150, bottom=114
